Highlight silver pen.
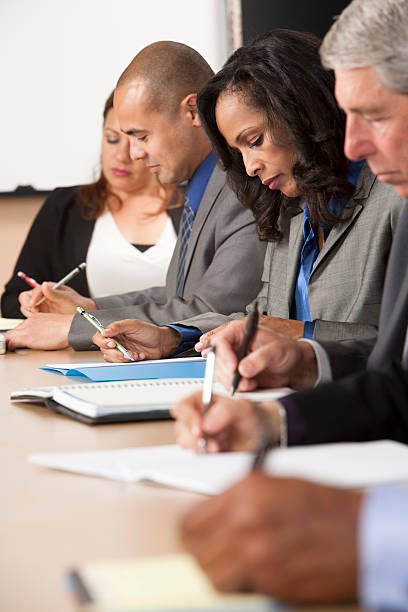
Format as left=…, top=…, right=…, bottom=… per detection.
left=76, top=306, right=135, bottom=361
left=197, top=347, right=216, bottom=453
left=34, top=262, right=87, bottom=307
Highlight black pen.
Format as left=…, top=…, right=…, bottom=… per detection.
left=229, top=301, right=259, bottom=396
left=252, top=428, right=274, bottom=470
left=251, top=403, right=287, bottom=470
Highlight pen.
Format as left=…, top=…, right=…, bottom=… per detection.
left=251, top=403, right=287, bottom=470
left=34, top=262, right=87, bottom=307
left=230, top=301, right=259, bottom=396
left=17, top=271, right=39, bottom=289
left=76, top=306, right=135, bottom=362
left=251, top=428, right=274, bottom=470
left=197, top=347, right=216, bottom=453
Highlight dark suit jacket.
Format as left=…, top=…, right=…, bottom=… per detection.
left=287, top=203, right=408, bottom=444
left=1, top=186, right=182, bottom=318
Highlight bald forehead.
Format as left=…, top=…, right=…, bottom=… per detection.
left=113, top=82, right=171, bottom=136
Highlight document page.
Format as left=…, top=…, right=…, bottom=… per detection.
left=29, top=440, right=408, bottom=494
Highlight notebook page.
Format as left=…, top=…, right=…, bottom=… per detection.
left=53, top=379, right=204, bottom=407
left=53, top=379, right=291, bottom=407
left=29, top=440, right=408, bottom=494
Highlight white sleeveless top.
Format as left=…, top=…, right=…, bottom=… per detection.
left=86, top=210, right=177, bottom=298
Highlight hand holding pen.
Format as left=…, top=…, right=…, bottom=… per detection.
left=77, top=307, right=135, bottom=361
left=32, top=263, right=87, bottom=308
left=230, top=301, right=259, bottom=396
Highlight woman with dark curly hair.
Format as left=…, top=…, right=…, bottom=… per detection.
left=186, top=29, right=404, bottom=344
left=1, top=91, right=182, bottom=318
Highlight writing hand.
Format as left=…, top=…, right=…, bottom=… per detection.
left=207, top=320, right=317, bottom=391
left=19, top=282, right=96, bottom=316
left=92, top=320, right=181, bottom=362
left=182, top=473, right=361, bottom=602
left=171, top=390, right=281, bottom=453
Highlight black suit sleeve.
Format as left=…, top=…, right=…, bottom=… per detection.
left=1, top=186, right=92, bottom=318
left=286, top=361, right=408, bottom=445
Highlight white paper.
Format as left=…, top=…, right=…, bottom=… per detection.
left=29, top=440, right=408, bottom=494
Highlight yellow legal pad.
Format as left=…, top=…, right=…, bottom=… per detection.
left=69, top=552, right=273, bottom=611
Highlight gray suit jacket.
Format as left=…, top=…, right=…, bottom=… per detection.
left=178, top=166, right=404, bottom=341
left=69, top=165, right=266, bottom=350
left=320, top=200, right=408, bottom=378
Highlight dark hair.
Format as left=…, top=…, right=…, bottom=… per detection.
left=197, top=29, right=355, bottom=241
left=117, top=41, right=214, bottom=116
left=77, top=91, right=181, bottom=219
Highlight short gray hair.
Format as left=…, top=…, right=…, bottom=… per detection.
left=320, top=0, right=408, bottom=95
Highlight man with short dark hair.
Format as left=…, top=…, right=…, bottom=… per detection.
left=6, top=42, right=265, bottom=351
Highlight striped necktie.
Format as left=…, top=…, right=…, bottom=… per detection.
left=176, top=198, right=195, bottom=296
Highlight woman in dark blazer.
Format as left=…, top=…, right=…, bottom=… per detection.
left=1, top=91, right=182, bottom=318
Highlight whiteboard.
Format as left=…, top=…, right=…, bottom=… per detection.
left=0, top=0, right=228, bottom=191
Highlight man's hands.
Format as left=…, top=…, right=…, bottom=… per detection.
left=92, top=320, right=181, bottom=362
left=172, top=391, right=282, bottom=453
left=19, top=283, right=96, bottom=316
left=196, top=316, right=305, bottom=355
left=5, top=313, right=73, bottom=350
left=196, top=319, right=318, bottom=392
left=182, top=473, right=362, bottom=603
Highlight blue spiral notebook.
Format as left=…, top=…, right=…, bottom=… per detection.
left=40, top=357, right=206, bottom=382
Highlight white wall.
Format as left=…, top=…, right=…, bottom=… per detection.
left=0, top=0, right=228, bottom=191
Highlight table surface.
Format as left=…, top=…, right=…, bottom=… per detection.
left=0, top=348, right=362, bottom=612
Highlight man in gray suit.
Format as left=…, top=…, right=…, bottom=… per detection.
left=6, top=42, right=265, bottom=352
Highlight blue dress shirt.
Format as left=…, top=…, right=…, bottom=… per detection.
left=293, top=160, right=364, bottom=338
left=166, top=151, right=217, bottom=355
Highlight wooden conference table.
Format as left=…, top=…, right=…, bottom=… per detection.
left=0, top=348, right=362, bottom=612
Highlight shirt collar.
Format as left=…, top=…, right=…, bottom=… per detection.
left=186, top=150, right=217, bottom=215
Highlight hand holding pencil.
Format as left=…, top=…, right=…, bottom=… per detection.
left=18, top=264, right=96, bottom=317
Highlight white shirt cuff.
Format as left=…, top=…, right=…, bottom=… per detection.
left=359, top=486, right=408, bottom=610
left=299, top=339, right=333, bottom=385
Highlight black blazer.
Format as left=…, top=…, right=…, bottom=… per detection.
left=289, top=362, right=408, bottom=445
left=1, top=186, right=182, bottom=318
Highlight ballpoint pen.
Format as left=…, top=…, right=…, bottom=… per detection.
left=17, top=271, right=39, bottom=288
left=230, top=301, right=259, bottom=396
left=251, top=403, right=287, bottom=470
left=33, top=262, right=87, bottom=307
left=76, top=306, right=135, bottom=362
left=197, top=347, right=216, bottom=453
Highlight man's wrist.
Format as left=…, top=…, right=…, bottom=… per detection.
left=255, top=401, right=284, bottom=447
left=161, top=326, right=182, bottom=356
left=290, top=341, right=318, bottom=389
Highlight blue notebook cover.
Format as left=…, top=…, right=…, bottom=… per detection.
left=40, top=357, right=206, bottom=382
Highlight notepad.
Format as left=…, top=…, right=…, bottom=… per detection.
left=40, top=356, right=206, bottom=382
left=11, top=380, right=291, bottom=425
left=69, top=553, right=273, bottom=611
left=11, top=378, right=204, bottom=424
left=28, top=440, right=408, bottom=493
